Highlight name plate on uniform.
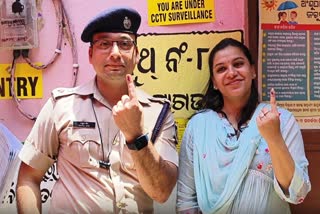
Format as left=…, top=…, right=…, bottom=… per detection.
left=73, top=121, right=96, bottom=128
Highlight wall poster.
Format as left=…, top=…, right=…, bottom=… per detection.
left=259, top=0, right=320, bottom=129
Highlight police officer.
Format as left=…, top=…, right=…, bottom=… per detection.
left=16, top=7, right=178, bottom=213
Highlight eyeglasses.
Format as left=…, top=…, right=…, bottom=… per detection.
left=91, top=39, right=136, bottom=53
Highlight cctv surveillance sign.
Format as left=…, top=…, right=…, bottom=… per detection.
left=148, top=0, right=215, bottom=26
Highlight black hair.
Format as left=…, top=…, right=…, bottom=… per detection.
left=199, top=37, right=259, bottom=128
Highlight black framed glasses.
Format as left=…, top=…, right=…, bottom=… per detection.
left=92, top=39, right=136, bottom=53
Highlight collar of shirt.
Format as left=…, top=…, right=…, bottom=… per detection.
left=68, top=77, right=152, bottom=107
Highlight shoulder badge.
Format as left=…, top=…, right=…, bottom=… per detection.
left=151, top=100, right=171, bottom=143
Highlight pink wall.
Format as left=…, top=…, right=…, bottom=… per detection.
left=0, top=0, right=247, bottom=141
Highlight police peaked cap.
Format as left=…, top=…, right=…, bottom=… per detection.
left=81, top=7, right=141, bottom=43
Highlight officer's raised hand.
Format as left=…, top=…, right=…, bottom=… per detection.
left=112, top=74, right=144, bottom=142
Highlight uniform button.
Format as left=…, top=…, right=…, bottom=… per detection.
left=125, top=163, right=134, bottom=169
left=113, top=136, right=120, bottom=145
left=116, top=201, right=127, bottom=209
left=81, top=135, right=86, bottom=141
left=110, top=170, right=117, bottom=177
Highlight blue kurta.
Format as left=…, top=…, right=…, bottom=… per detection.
left=177, top=103, right=311, bottom=214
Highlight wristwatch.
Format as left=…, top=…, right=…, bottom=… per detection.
left=126, top=134, right=149, bottom=151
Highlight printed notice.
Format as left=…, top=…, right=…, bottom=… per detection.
left=310, top=31, right=320, bottom=100
left=259, top=0, right=320, bottom=129
left=262, top=30, right=307, bottom=101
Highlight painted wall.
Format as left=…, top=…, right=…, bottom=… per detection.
left=0, top=0, right=247, bottom=141
left=0, top=0, right=248, bottom=212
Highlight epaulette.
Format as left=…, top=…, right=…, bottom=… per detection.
left=150, top=98, right=171, bottom=143
left=51, top=87, right=76, bottom=100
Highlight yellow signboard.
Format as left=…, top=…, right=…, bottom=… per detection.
left=135, top=31, right=242, bottom=118
left=148, top=0, right=215, bottom=26
left=0, top=63, right=43, bottom=99
left=134, top=30, right=243, bottom=145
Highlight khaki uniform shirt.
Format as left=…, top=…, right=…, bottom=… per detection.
left=19, top=78, right=178, bottom=213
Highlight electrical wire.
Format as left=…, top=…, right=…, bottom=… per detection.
left=22, top=0, right=63, bottom=70
left=9, top=50, right=37, bottom=121
left=12, top=0, right=79, bottom=120
left=21, top=0, right=79, bottom=84
left=61, top=1, right=79, bottom=87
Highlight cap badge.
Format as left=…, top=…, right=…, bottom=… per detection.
left=123, top=16, right=131, bottom=30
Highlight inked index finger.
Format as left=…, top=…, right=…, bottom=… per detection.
left=270, top=88, right=278, bottom=113
left=126, top=74, right=137, bottom=100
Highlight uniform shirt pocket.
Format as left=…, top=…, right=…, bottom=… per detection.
left=65, top=127, right=102, bottom=168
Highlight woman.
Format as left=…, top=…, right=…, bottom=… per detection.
left=278, top=11, right=288, bottom=25
left=176, top=38, right=311, bottom=214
